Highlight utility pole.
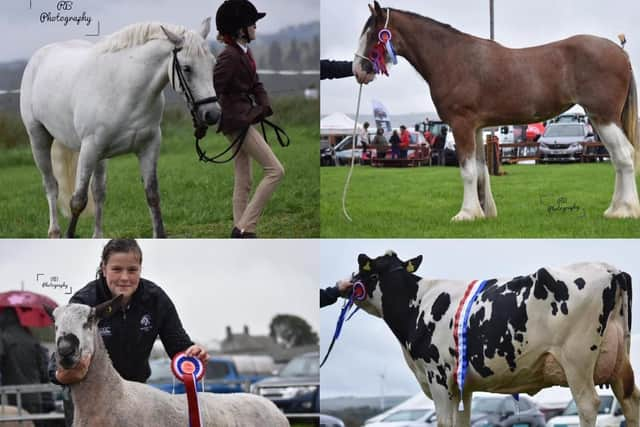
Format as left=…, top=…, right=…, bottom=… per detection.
left=489, top=0, right=495, bottom=41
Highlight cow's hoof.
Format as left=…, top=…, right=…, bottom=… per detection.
left=604, top=203, right=640, bottom=219
left=451, top=210, right=484, bottom=222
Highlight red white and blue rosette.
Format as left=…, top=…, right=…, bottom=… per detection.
left=171, top=352, right=205, bottom=427
left=453, top=279, right=488, bottom=411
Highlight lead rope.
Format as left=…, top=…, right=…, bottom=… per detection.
left=342, top=83, right=364, bottom=222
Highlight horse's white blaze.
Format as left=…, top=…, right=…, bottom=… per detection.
left=453, top=156, right=485, bottom=221
left=594, top=122, right=640, bottom=218
left=353, top=30, right=375, bottom=83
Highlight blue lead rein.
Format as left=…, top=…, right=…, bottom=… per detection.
left=320, top=282, right=365, bottom=368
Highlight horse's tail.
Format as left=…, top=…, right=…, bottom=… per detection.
left=51, top=141, right=95, bottom=218
left=621, top=67, right=639, bottom=173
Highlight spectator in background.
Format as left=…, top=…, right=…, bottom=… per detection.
left=399, top=125, right=411, bottom=159
left=0, top=307, right=52, bottom=425
left=389, top=129, right=401, bottom=159
left=431, top=126, right=448, bottom=166
left=372, top=127, right=390, bottom=159
left=359, top=122, right=371, bottom=164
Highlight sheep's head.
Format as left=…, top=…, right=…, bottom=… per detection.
left=52, top=295, right=123, bottom=375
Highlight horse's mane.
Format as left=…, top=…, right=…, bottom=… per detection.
left=362, top=8, right=466, bottom=37
left=94, top=22, right=210, bottom=56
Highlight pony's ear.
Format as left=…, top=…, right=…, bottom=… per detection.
left=161, top=25, right=185, bottom=49
left=358, top=254, right=374, bottom=272
left=403, top=255, right=423, bottom=273
left=199, top=17, right=211, bottom=39
left=93, top=294, right=124, bottom=321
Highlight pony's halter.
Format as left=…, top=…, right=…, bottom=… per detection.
left=367, top=8, right=398, bottom=76
left=171, top=47, right=218, bottom=128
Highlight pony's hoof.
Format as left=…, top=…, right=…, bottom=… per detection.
left=604, top=204, right=640, bottom=219
left=451, top=210, right=484, bottom=222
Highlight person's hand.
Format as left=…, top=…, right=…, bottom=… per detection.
left=55, top=354, right=91, bottom=384
left=336, top=279, right=353, bottom=297
left=185, top=344, right=209, bottom=364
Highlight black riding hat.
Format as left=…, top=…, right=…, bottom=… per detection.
left=216, top=0, right=266, bottom=36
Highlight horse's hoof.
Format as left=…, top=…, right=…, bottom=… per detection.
left=451, top=210, right=484, bottom=222
left=604, top=204, right=640, bottom=219
left=48, top=229, right=61, bottom=238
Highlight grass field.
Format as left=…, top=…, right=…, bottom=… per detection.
left=321, top=163, right=640, bottom=238
left=0, top=97, right=319, bottom=238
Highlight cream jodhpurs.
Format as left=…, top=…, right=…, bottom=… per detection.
left=226, top=126, right=284, bottom=233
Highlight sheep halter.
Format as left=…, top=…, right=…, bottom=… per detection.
left=172, top=353, right=205, bottom=427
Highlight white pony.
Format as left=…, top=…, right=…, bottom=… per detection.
left=51, top=296, right=290, bottom=427
left=20, top=18, right=220, bottom=238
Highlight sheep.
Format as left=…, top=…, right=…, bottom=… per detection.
left=52, top=296, right=290, bottom=427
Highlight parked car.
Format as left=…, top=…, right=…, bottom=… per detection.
left=320, top=413, right=346, bottom=427
left=148, top=355, right=270, bottom=394
left=546, top=391, right=622, bottom=427
left=250, top=352, right=319, bottom=413
left=365, top=408, right=436, bottom=427
left=537, top=122, right=595, bottom=163
left=470, top=393, right=546, bottom=427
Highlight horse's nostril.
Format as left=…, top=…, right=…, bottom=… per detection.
left=204, top=109, right=220, bottom=125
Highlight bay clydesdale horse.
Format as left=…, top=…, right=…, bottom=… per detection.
left=348, top=251, right=638, bottom=427
left=354, top=2, right=639, bottom=221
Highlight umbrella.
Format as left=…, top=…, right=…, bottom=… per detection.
left=0, top=290, right=58, bottom=328
left=526, top=122, right=545, bottom=141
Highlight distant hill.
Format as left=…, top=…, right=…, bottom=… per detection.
left=0, top=21, right=319, bottom=113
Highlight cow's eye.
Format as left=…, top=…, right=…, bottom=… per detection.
left=370, top=274, right=379, bottom=282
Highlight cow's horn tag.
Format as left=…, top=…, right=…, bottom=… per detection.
left=363, top=261, right=371, bottom=271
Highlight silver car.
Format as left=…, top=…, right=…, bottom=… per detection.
left=537, top=123, right=595, bottom=163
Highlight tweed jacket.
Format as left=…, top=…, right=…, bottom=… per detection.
left=213, top=43, right=272, bottom=134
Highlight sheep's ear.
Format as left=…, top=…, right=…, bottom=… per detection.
left=43, top=304, right=55, bottom=321
left=94, top=295, right=124, bottom=321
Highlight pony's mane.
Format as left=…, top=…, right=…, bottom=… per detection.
left=94, top=22, right=210, bottom=56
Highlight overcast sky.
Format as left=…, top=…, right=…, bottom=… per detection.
left=321, top=0, right=640, bottom=117
left=1, top=0, right=318, bottom=62
left=0, top=240, right=319, bottom=346
left=320, top=239, right=640, bottom=398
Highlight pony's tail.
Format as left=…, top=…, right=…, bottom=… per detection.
left=51, top=141, right=95, bottom=218
left=621, top=67, right=639, bottom=173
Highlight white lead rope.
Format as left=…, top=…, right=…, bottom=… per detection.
left=342, top=83, right=364, bottom=222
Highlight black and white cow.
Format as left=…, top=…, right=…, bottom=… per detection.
left=351, top=250, right=638, bottom=427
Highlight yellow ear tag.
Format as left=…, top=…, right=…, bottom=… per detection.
left=363, top=261, right=371, bottom=271
left=106, top=306, right=112, bottom=314
left=406, top=261, right=414, bottom=273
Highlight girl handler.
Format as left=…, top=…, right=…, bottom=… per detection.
left=214, top=0, right=284, bottom=238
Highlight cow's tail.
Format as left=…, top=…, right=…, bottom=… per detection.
left=51, top=141, right=95, bottom=218
left=621, top=67, right=639, bottom=173
left=616, top=271, right=634, bottom=398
